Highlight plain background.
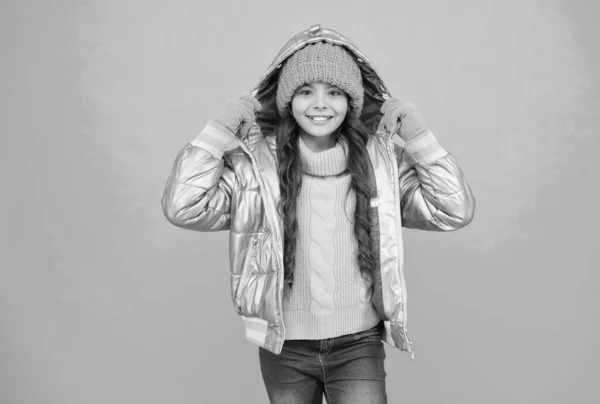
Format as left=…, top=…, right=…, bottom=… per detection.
left=2, top=0, right=598, bottom=403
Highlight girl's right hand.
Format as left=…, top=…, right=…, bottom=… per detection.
left=215, top=94, right=262, bottom=137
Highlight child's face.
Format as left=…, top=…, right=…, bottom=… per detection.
left=291, top=82, right=348, bottom=140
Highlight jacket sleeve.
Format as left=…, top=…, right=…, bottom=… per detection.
left=161, top=121, right=239, bottom=232
left=396, top=129, right=475, bottom=231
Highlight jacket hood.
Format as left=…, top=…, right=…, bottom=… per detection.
left=250, top=24, right=391, bottom=137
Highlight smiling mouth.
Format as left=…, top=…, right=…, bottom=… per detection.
left=307, top=116, right=333, bottom=123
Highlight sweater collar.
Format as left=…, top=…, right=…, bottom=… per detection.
left=298, top=136, right=348, bottom=177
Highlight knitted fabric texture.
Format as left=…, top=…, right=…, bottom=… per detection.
left=276, top=42, right=364, bottom=118
left=282, top=137, right=380, bottom=340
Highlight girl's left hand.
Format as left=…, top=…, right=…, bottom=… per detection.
left=380, top=97, right=427, bottom=141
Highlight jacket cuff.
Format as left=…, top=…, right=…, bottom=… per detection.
left=403, top=129, right=448, bottom=165
left=190, top=120, right=239, bottom=159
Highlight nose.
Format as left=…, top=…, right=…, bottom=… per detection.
left=312, top=91, right=327, bottom=110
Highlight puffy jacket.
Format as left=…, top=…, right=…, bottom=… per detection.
left=161, top=25, right=475, bottom=357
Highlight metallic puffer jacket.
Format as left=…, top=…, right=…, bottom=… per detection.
left=162, top=25, right=475, bottom=357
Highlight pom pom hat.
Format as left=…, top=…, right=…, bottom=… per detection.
left=276, top=41, right=364, bottom=117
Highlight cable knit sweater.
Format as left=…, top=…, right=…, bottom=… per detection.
left=283, top=137, right=381, bottom=340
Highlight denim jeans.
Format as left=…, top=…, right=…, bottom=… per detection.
left=259, top=322, right=387, bottom=404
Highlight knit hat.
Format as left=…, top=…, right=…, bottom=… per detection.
left=276, top=42, right=364, bottom=117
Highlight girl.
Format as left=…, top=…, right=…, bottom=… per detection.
left=162, top=25, right=475, bottom=404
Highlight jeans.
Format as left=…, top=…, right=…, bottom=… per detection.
left=259, top=322, right=387, bottom=404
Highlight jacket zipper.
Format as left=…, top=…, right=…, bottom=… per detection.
left=238, top=142, right=287, bottom=353
left=385, top=134, right=415, bottom=359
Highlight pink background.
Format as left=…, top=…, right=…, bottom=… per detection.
left=3, top=0, right=598, bottom=402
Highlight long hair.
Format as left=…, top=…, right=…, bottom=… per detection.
left=275, top=107, right=376, bottom=295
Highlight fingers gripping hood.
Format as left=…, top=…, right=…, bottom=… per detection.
left=250, top=24, right=392, bottom=137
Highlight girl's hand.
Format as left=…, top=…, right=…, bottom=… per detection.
left=215, top=94, right=263, bottom=137
left=380, top=97, right=427, bottom=141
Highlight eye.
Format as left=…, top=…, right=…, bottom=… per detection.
left=297, top=88, right=312, bottom=96
left=329, top=89, right=343, bottom=96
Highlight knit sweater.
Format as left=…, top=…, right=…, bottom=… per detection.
left=283, top=137, right=381, bottom=340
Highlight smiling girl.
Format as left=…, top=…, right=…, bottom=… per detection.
left=162, top=25, right=475, bottom=403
